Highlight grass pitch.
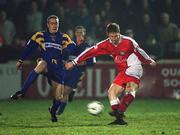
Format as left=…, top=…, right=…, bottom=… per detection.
left=0, top=98, right=179, bottom=135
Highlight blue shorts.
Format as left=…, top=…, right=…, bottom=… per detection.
left=44, top=61, right=65, bottom=84
left=64, top=67, right=85, bottom=89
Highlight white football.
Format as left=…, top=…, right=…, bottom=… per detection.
left=87, top=101, right=104, bottom=115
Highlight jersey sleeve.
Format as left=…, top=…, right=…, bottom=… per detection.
left=73, top=40, right=110, bottom=65
left=83, top=44, right=96, bottom=66
left=86, top=57, right=96, bottom=66
left=19, top=32, right=44, bottom=61
left=62, top=33, right=76, bottom=60
left=132, top=39, right=155, bottom=64
left=62, top=34, right=75, bottom=49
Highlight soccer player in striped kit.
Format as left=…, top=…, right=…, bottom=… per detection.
left=11, top=15, right=76, bottom=122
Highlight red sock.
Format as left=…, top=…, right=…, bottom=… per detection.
left=111, top=104, right=119, bottom=111
left=118, top=94, right=134, bottom=112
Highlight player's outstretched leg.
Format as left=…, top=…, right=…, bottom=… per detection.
left=10, top=70, right=39, bottom=100
left=20, top=70, right=39, bottom=93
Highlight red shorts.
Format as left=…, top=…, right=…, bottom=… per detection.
left=113, top=70, right=140, bottom=88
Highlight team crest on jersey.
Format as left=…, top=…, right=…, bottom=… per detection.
left=120, top=51, right=125, bottom=55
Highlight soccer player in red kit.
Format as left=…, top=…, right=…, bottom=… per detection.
left=65, top=23, right=156, bottom=125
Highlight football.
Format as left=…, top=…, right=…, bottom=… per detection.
left=87, top=101, right=104, bottom=115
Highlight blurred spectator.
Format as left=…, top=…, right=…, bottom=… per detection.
left=118, top=0, right=137, bottom=31
left=0, top=11, right=16, bottom=46
left=86, top=0, right=104, bottom=14
left=26, top=1, right=43, bottom=36
left=4, top=0, right=23, bottom=20
left=138, top=0, right=156, bottom=26
left=66, top=28, right=74, bottom=39
left=64, top=0, right=85, bottom=11
left=157, top=12, right=178, bottom=57
left=174, top=29, right=180, bottom=58
left=125, top=29, right=134, bottom=38
left=136, top=13, right=160, bottom=59
left=13, top=0, right=29, bottom=38
left=98, top=0, right=116, bottom=30
left=75, top=6, right=92, bottom=30
left=174, top=0, right=180, bottom=27
left=165, top=29, right=180, bottom=59
left=100, top=0, right=115, bottom=22
left=89, top=13, right=105, bottom=42
left=45, top=1, right=68, bottom=32
left=38, top=0, right=48, bottom=12
left=155, top=0, right=176, bottom=23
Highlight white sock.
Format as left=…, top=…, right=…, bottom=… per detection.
left=110, top=99, right=119, bottom=106
left=129, top=90, right=136, bottom=98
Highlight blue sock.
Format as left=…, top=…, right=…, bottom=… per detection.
left=57, top=102, right=67, bottom=115
left=21, top=70, right=39, bottom=93
left=51, top=99, right=61, bottom=114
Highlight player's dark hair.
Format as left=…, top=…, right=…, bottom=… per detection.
left=106, top=23, right=120, bottom=33
left=74, top=25, right=86, bottom=34
left=46, top=15, right=59, bottom=23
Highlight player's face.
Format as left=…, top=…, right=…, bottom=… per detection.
left=75, top=29, right=85, bottom=43
left=108, top=32, right=120, bottom=45
left=47, top=18, right=59, bottom=34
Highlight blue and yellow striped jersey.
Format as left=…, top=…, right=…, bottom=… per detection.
left=20, top=31, right=76, bottom=64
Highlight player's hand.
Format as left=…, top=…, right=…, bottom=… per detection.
left=150, top=61, right=157, bottom=67
left=65, top=62, right=74, bottom=70
left=16, top=61, right=23, bottom=70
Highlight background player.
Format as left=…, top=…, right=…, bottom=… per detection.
left=68, top=25, right=96, bottom=102
left=10, top=15, right=76, bottom=122
left=56, top=25, right=96, bottom=115
left=65, top=23, right=156, bottom=125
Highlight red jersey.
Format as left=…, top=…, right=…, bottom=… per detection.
left=73, top=35, right=154, bottom=79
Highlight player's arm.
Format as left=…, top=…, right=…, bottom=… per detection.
left=62, top=34, right=76, bottom=60
left=74, top=41, right=110, bottom=65
left=16, top=32, right=44, bottom=70
left=132, top=39, right=156, bottom=66
left=78, top=44, right=96, bottom=66
left=78, top=57, right=96, bottom=66
left=65, top=41, right=110, bottom=70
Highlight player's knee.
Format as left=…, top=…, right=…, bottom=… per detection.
left=35, top=60, right=47, bottom=73
left=125, top=82, right=138, bottom=98
left=39, top=61, right=47, bottom=70
left=61, top=95, right=68, bottom=102
left=64, top=86, right=71, bottom=95
left=107, top=87, right=113, bottom=98
left=107, top=84, right=124, bottom=98
left=54, top=94, right=62, bottom=101
left=126, top=82, right=138, bottom=91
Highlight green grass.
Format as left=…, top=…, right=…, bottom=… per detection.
left=0, top=98, right=180, bottom=135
